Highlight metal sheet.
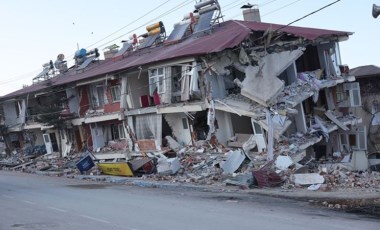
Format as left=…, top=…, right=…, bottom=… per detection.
left=77, top=56, right=96, bottom=70
left=113, top=42, right=133, bottom=58
left=194, top=10, right=215, bottom=33
left=34, top=68, right=50, bottom=81
left=97, top=162, right=134, bottom=177
left=139, top=34, right=160, bottom=49
left=167, top=22, right=190, bottom=41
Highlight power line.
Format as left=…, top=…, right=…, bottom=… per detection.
left=275, top=0, right=342, bottom=31
left=262, top=0, right=303, bottom=17
left=94, top=0, right=194, bottom=51
left=224, top=0, right=283, bottom=20
left=85, top=0, right=172, bottom=50
left=0, top=0, right=194, bottom=90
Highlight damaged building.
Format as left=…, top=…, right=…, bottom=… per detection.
left=0, top=1, right=374, bottom=188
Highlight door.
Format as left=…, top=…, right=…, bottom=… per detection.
left=252, top=119, right=266, bottom=152
left=43, top=133, right=53, bottom=154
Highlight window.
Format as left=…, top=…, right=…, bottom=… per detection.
left=110, top=85, right=121, bottom=102
left=118, top=124, right=126, bottom=139
left=111, top=124, right=126, bottom=140
left=253, top=122, right=263, bottom=134
left=337, top=83, right=361, bottom=107
left=335, top=85, right=347, bottom=103
left=149, top=67, right=165, bottom=96
left=90, top=84, right=106, bottom=108
left=339, top=126, right=367, bottom=151
left=96, top=86, right=105, bottom=106
left=182, top=118, right=188, bottom=129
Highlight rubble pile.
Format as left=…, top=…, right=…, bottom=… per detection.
left=322, top=165, right=380, bottom=189
left=1, top=138, right=380, bottom=192
left=0, top=150, right=101, bottom=177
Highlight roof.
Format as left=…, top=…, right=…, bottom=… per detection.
left=1, top=20, right=352, bottom=100
left=349, top=65, right=380, bottom=78
left=237, top=21, right=352, bottom=41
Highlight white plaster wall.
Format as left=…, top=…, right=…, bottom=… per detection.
left=164, top=113, right=192, bottom=146
left=3, top=101, right=18, bottom=126
left=215, top=110, right=234, bottom=145
left=3, top=100, right=26, bottom=126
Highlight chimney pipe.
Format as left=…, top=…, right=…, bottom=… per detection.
left=241, top=4, right=261, bottom=22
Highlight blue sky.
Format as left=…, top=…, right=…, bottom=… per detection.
left=0, top=0, right=378, bottom=96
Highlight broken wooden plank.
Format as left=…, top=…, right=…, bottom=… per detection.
left=11, top=161, right=34, bottom=170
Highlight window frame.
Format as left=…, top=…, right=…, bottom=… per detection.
left=118, top=124, right=126, bottom=139
left=110, top=85, right=121, bottom=103
left=149, top=67, right=165, bottom=96
left=339, top=126, right=367, bottom=151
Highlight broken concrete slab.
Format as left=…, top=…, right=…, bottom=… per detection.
left=290, top=173, right=325, bottom=185
left=240, top=49, right=304, bottom=106
left=225, top=173, right=253, bottom=188
left=325, top=110, right=349, bottom=131
left=157, top=157, right=181, bottom=175
left=165, top=136, right=182, bottom=150
left=275, top=156, right=294, bottom=171
left=221, top=149, right=246, bottom=174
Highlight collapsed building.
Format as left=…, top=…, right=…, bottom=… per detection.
left=0, top=1, right=375, bottom=189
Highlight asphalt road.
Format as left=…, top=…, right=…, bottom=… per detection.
left=0, top=171, right=378, bottom=230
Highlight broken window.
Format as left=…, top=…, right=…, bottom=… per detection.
left=339, top=126, right=367, bottom=152
left=89, top=84, right=106, bottom=108
left=149, top=67, right=165, bottom=96
left=110, top=85, right=121, bottom=102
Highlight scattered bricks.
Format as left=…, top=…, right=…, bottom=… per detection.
left=319, top=184, right=332, bottom=192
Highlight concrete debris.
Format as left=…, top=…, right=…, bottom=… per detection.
left=240, top=49, right=303, bottom=106
left=225, top=173, right=253, bottom=188
left=307, top=183, right=322, bottom=191
left=165, top=136, right=182, bottom=150
left=325, top=110, right=349, bottom=131
left=157, top=157, right=181, bottom=175
left=1, top=135, right=379, bottom=192
left=221, top=149, right=246, bottom=174
left=275, top=156, right=294, bottom=171
left=291, top=173, right=325, bottom=185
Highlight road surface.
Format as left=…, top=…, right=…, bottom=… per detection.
left=0, top=171, right=378, bottom=230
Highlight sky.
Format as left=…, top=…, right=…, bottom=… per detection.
left=0, top=0, right=378, bottom=96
